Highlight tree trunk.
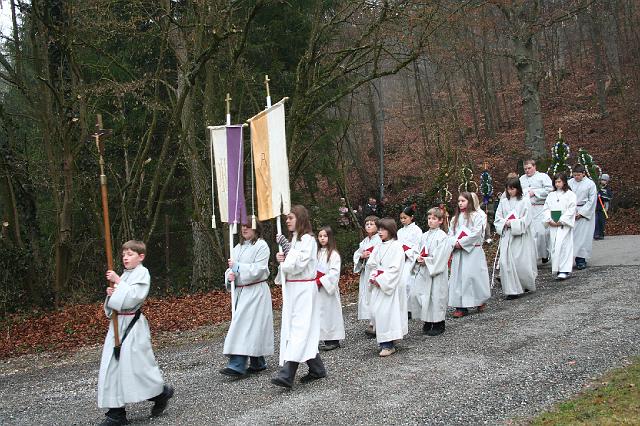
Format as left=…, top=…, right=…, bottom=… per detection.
left=512, top=34, right=546, bottom=159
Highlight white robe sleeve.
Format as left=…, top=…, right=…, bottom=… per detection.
left=229, top=240, right=270, bottom=286
left=457, top=214, right=484, bottom=252
left=533, top=173, right=553, bottom=199
left=424, top=234, right=453, bottom=277
left=319, top=251, right=341, bottom=295
left=578, top=180, right=597, bottom=219
left=281, top=234, right=315, bottom=274
left=105, top=266, right=150, bottom=314
left=353, top=239, right=366, bottom=273
left=559, top=193, right=577, bottom=227
left=371, top=243, right=404, bottom=296
left=510, top=198, right=531, bottom=236
left=494, top=200, right=507, bottom=236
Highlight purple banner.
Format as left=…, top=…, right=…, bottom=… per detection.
left=226, top=125, right=247, bottom=225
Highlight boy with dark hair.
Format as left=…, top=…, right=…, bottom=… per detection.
left=568, top=165, right=598, bottom=269
left=98, top=240, right=173, bottom=425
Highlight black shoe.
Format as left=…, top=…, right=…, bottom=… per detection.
left=99, top=417, right=127, bottom=426
left=505, top=294, right=520, bottom=300
left=150, top=385, right=174, bottom=417
left=219, top=367, right=245, bottom=377
left=271, top=376, right=293, bottom=388
left=319, top=342, right=340, bottom=351
left=408, top=311, right=412, bottom=320
left=427, top=321, right=445, bottom=336
left=576, top=263, right=586, bottom=270
left=541, top=258, right=549, bottom=264
left=101, top=408, right=127, bottom=425
left=271, top=362, right=298, bottom=389
left=247, top=365, right=267, bottom=374
left=300, top=372, right=327, bottom=384
left=422, top=322, right=433, bottom=335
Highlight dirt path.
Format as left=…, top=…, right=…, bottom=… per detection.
left=1, top=236, right=639, bottom=425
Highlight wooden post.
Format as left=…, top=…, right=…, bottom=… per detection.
left=93, top=115, right=120, bottom=354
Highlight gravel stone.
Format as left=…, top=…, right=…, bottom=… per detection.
left=1, top=262, right=639, bottom=425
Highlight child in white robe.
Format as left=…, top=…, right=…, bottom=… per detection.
left=367, top=218, right=407, bottom=357
left=494, top=177, right=538, bottom=299
left=398, top=206, right=422, bottom=316
left=448, top=192, right=491, bottom=317
left=99, top=240, right=173, bottom=426
left=409, top=207, right=453, bottom=336
left=568, top=164, right=597, bottom=269
left=272, top=205, right=326, bottom=389
left=544, top=173, right=577, bottom=280
left=316, top=226, right=345, bottom=351
left=353, top=215, right=381, bottom=337
left=220, top=222, right=273, bottom=377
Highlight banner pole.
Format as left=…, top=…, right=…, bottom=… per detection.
left=225, top=93, right=236, bottom=318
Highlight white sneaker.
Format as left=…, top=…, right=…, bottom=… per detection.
left=557, top=272, right=568, bottom=280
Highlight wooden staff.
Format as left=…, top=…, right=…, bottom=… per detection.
left=93, top=115, right=120, bottom=354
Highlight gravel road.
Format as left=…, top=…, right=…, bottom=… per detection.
left=1, top=254, right=639, bottom=425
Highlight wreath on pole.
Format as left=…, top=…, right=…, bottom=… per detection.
left=547, top=128, right=572, bottom=176
left=458, top=165, right=478, bottom=193
left=479, top=167, right=493, bottom=205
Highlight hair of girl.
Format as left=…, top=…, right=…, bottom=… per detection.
left=290, top=205, right=314, bottom=237
left=317, top=226, right=337, bottom=261
left=505, top=177, right=523, bottom=200
left=376, top=218, right=398, bottom=240
left=552, top=173, right=570, bottom=192
left=241, top=220, right=263, bottom=244
left=451, top=192, right=475, bottom=233
left=471, top=192, right=482, bottom=211
left=364, top=215, right=379, bottom=225
left=402, top=205, right=415, bottom=218
left=427, top=207, right=448, bottom=233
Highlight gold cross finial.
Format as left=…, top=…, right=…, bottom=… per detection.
left=225, top=93, right=232, bottom=116
left=264, top=75, right=271, bottom=97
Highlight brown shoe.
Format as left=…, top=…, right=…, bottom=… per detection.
left=379, top=347, right=397, bottom=357
left=477, top=304, right=486, bottom=312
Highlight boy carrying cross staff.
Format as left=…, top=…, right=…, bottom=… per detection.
left=92, top=116, right=173, bottom=425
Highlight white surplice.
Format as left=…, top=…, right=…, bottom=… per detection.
left=367, top=239, right=408, bottom=343
left=408, top=228, right=453, bottom=322
left=448, top=212, right=491, bottom=308
left=398, top=222, right=422, bottom=300
left=275, top=233, right=320, bottom=365
left=353, top=234, right=382, bottom=320
left=223, top=239, right=274, bottom=357
left=494, top=196, right=538, bottom=295
left=544, top=189, right=577, bottom=273
left=520, top=171, right=554, bottom=259
left=98, top=264, right=164, bottom=408
left=568, top=177, right=598, bottom=260
left=317, top=248, right=345, bottom=341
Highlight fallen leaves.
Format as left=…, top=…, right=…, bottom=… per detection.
left=0, top=271, right=360, bottom=359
